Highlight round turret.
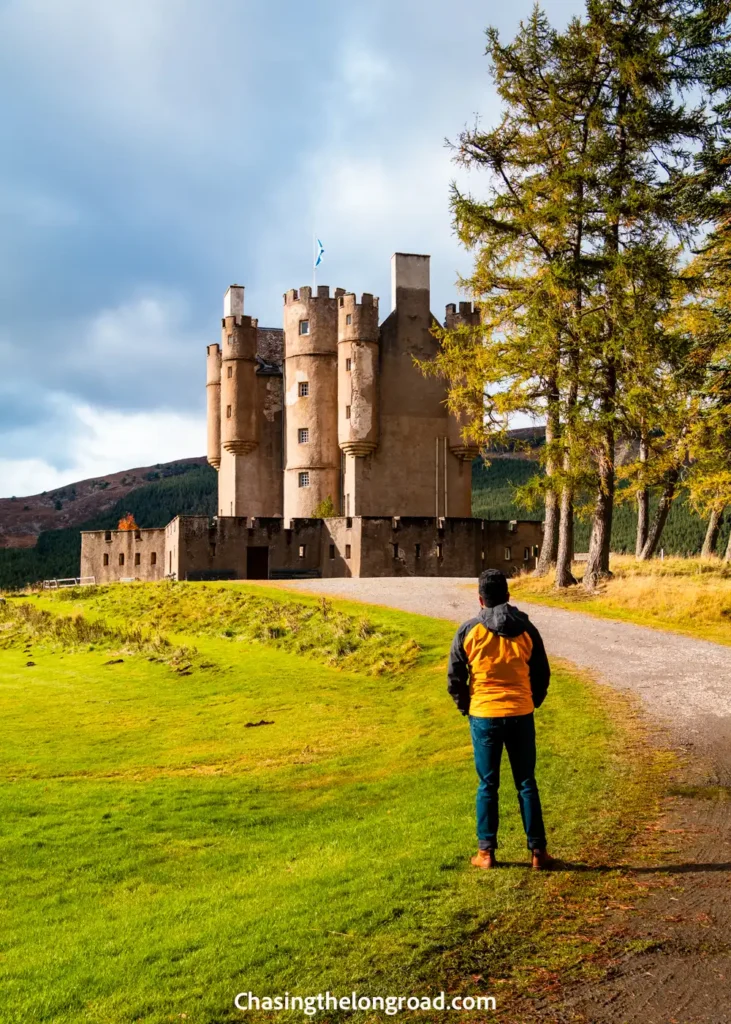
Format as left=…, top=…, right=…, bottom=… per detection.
left=283, top=285, right=342, bottom=518
left=337, top=292, right=380, bottom=457
left=220, top=313, right=259, bottom=455
left=206, top=343, right=222, bottom=469
left=444, top=301, right=481, bottom=461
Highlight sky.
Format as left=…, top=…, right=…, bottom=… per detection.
left=0, top=0, right=583, bottom=499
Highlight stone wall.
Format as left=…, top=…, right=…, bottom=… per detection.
left=80, top=528, right=166, bottom=583
left=80, top=516, right=544, bottom=582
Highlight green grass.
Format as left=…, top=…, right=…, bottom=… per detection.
left=0, top=585, right=666, bottom=1023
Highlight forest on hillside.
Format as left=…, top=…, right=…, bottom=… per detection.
left=0, top=465, right=217, bottom=590
left=0, top=458, right=724, bottom=589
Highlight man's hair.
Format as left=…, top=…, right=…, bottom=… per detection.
left=478, top=569, right=509, bottom=607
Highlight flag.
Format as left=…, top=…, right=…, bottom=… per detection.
left=314, top=238, right=325, bottom=269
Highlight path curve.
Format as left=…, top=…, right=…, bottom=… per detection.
left=281, top=576, right=731, bottom=780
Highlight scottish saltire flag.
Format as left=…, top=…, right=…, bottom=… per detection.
left=314, top=239, right=325, bottom=269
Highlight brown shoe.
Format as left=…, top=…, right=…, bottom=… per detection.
left=531, top=849, right=555, bottom=870
left=471, top=849, right=497, bottom=870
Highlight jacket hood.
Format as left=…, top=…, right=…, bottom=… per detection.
left=479, top=602, right=529, bottom=639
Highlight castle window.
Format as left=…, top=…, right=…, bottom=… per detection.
left=345, top=405, right=351, bottom=419
left=298, top=544, right=306, bottom=558
left=298, top=381, right=309, bottom=397
left=391, top=543, right=399, bottom=559
left=504, top=546, right=512, bottom=561
left=151, top=552, right=157, bottom=565
left=134, top=530, right=141, bottom=541
left=298, top=428, right=309, bottom=444
left=345, top=544, right=351, bottom=559
left=135, top=552, right=141, bottom=566
left=437, top=543, right=443, bottom=560
left=329, top=544, right=335, bottom=559
left=299, top=320, right=310, bottom=336
left=346, top=314, right=352, bottom=326
left=227, top=334, right=233, bottom=346
left=103, top=553, right=109, bottom=567
left=227, top=365, right=233, bottom=378
left=532, top=545, right=540, bottom=557
left=345, top=358, right=352, bottom=371
left=346, top=516, right=352, bottom=529
left=104, top=531, right=112, bottom=542
left=226, top=405, right=232, bottom=418
left=524, top=547, right=530, bottom=561
left=415, top=543, right=421, bottom=560
left=119, top=553, right=125, bottom=566
left=298, top=472, right=310, bottom=488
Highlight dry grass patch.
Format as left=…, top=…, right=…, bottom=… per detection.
left=511, top=555, right=731, bottom=645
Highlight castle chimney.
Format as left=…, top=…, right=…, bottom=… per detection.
left=390, top=253, right=430, bottom=312
left=224, top=285, right=245, bottom=318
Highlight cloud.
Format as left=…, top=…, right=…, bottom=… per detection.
left=0, top=402, right=205, bottom=498
left=0, top=0, right=586, bottom=495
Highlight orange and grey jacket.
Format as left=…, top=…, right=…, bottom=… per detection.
left=447, top=603, right=550, bottom=718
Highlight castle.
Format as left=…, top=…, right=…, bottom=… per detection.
left=81, top=253, right=542, bottom=581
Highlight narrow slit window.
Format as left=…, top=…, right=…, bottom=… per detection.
left=415, top=543, right=421, bottom=560
left=345, top=516, right=353, bottom=529
left=119, top=553, right=125, bottom=566
left=345, top=405, right=351, bottom=419
left=346, top=313, right=352, bottom=325
left=298, top=544, right=306, bottom=558
left=104, top=531, right=112, bottom=542
left=227, top=334, right=233, bottom=346
left=298, top=428, right=309, bottom=444
left=134, top=552, right=141, bottom=566
left=437, top=543, right=443, bottom=560
left=298, top=472, right=309, bottom=488
left=345, top=357, right=352, bottom=371
left=227, top=365, right=233, bottom=378
left=226, top=405, right=232, bottom=418
left=329, top=544, right=335, bottom=559
left=504, top=547, right=512, bottom=561
left=103, top=553, right=109, bottom=567
left=391, top=543, right=399, bottom=559
left=299, top=320, right=310, bottom=335
left=151, top=552, right=157, bottom=565
left=345, top=544, right=351, bottom=559
left=524, top=547, right=530, bottom=561
left=298, top=381, right=309, bottom=397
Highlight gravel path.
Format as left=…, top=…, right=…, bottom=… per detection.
left=281, top=576, right=731, bottom=779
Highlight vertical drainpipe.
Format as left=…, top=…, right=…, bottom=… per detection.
left=444, top=436, right=448, bottom=519
left=435, top=437, right=439, bottom=518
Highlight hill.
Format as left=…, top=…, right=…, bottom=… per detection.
left=0, top=457, right=210, bottom=549
left=0, top=462, right=217, bottom=589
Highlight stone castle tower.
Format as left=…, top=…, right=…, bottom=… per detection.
left=206, top=253, right=479, bottom=520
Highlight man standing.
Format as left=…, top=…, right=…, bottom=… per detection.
left=447, top=569, right=553, bottom=870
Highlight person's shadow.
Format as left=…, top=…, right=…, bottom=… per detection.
left=496, top=859, right=731, bottom=874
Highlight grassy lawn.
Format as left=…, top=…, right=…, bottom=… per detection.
left=0, top=584, right=666, bottom=1023
left=511, top=554, right=731, bottom=646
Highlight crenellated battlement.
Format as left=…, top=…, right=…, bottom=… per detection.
left=221, top=314, right=257, bottom=330
left=444, top=300, right=480, bottom=330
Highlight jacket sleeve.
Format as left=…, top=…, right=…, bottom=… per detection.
left=447, top=624, right=471, bottom=716
left=526, top=621, right=550, bottom=709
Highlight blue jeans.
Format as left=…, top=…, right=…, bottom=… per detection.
left=469, top=713, right=547, bottom=851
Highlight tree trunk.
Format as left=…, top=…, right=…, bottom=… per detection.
left=584, top=364, right=616, bottom=591
left=638, top=468, right=679, bottom=561
left=554, top=484, right=577, bottom=587
left=635, top=433, right=649, bottom=558
left=724, top=526, right=731, bottom=563
left=701, top=507, right=724, bottom=559
left=534, top=383, right=560, bottom=577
